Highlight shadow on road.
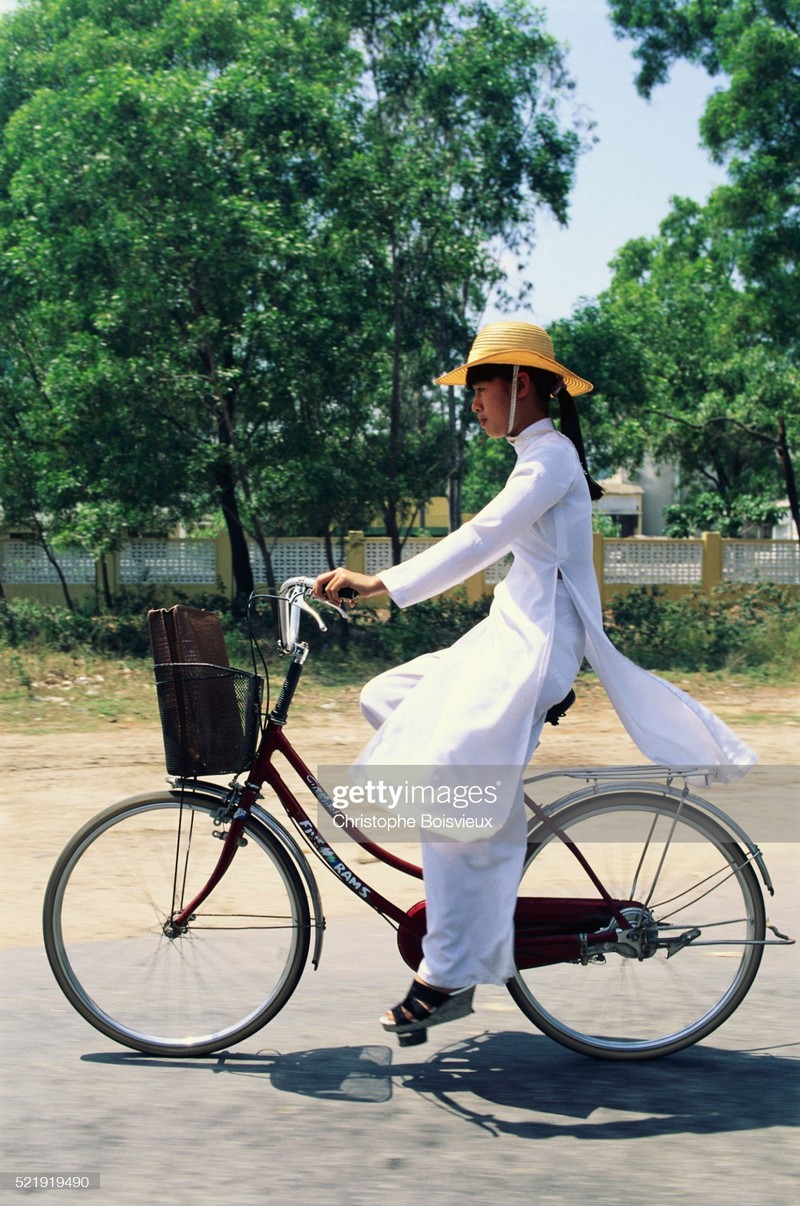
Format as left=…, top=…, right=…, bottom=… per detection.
left=83, top=1031, right=799, bottom=1139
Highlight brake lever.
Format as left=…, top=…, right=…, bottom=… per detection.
left=293, top=591, right=330, bottom=632
left=311, top=589, right=357, bottom=622
left=297, top=584, right=358, bottom=627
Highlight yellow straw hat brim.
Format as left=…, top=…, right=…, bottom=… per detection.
left=435, top=320, right=593, bottom=396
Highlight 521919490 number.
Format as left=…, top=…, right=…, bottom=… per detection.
left=14, top=1177, right=91, bottom=1190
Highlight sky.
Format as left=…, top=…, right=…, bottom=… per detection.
left=486, top=0, right=727, bottom=325
left=0, top=0, right=726, bottom=326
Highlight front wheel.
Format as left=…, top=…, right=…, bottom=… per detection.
left=43, top=791, right=311, bottom=1056
left=508, top=790, right=765, bottom=1059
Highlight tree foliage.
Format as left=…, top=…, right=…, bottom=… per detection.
left=553, top=0, right=800, bottom=538
left=1, top=0, right=368, bottom=601
left=609, top=0, right=800, bottom=352
left=0, top=0, right=585, bottom=604
left=553, top=199, right=799, bottom=536
left=302, top=0, right=585, bottom=562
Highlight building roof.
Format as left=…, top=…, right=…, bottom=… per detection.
left=597, top=470, right=644, bottom=496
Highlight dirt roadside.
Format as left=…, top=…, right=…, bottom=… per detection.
left=2, top=681, right=798, bottom=949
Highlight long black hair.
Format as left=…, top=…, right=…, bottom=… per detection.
left=466, top=363, right=604, bottom=500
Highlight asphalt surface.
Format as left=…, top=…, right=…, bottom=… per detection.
left=2, top=877, right=798, bottom=1206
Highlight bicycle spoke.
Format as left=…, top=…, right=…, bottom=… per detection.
left=172, top=799, right=196, bottom=917
left=510, top=790, right=764, bottom=1059
left=44, top=793, right=310, bottom=1056
left=641, top=798, right=685, bottom=909
left=628, top=809, right=659, bottom=901
left=653, top=860, right=753, bottom=922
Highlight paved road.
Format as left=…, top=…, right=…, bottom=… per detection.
left=2, top=884, right=798, bottom=1206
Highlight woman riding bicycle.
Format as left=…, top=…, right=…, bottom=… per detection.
left=314, top=320, right=756, bottom=1044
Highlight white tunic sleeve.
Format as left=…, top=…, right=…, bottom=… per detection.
left=381, top=435, right=579, bottom=608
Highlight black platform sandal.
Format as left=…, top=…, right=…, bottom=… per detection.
left=381, top=981, right=476, bottom=1047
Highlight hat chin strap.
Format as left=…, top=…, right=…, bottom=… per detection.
left=507, top=365, right=519, bottom=436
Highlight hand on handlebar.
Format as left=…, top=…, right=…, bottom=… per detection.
left=313, top=568, right=385, bottom=607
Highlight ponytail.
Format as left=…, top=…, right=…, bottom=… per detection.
left=556, top=387, right=604, bottom=501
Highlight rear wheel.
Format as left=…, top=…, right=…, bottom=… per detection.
left=508, top=790, right=765, bottom=1059
left=43, top=791, right=310, bottom=1056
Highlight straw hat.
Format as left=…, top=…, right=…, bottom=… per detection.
left=435, top=320, right=593, bottom=396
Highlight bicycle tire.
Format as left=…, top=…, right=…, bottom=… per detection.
left=43, top=790, right=311, bottom=1057
left=507, top=789, right=765, bottom=1060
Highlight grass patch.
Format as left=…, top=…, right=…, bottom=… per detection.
left=0, top=648, right=157, bottom=733
left=0, top=644, right=388, bottom=733
left=2, top=646, right=796, bottom=735
left=3, top=584, right=798, bottom=734
left=603, top=584, right=800, bottom=681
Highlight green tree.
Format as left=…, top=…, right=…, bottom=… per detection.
left=662, top=491, right=789, bottom=537
left=0, top=320, right=201, bottom=607
left=584, top=2, right=800, bottom=538
left=319, top=0, right=585, bottom=560
left=0, top=0, right=363, bottom=604
left=553, top=199, right=800, bottom=536
left=461, top=432, right=515, bottom=514
left=608, top=0, right=800, bottom=353
left=0, top=0, right=585, bottom=606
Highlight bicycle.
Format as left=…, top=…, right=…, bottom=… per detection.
left=43, top=576, right=793, bottom=1060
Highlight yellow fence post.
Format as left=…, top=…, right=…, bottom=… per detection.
left=101, top=550, right=118, bottom=602
left=701, top=531, right=723, bottom=593
left=346, top=531, right=366, bottom=575
left=463, top=570, right=484, bottom=603
left=593, top=531, right=605, bottom=604
left=215, top=532, right=234, bottom=600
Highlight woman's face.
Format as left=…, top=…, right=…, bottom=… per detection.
left=470, top=371, right=543, bottom=437
left=470, top=375, right=513, bottom=438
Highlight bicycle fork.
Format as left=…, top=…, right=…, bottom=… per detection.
left=163, top=783, right=257, bottom=937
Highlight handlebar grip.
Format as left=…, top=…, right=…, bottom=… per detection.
left=338, top=587, right=359, bottom=600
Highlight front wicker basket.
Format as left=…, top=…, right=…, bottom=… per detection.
left=148, top=604, right=263, bottom=777
left=153, top=662, right=263, bottom=777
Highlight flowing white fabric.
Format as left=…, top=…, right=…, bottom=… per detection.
left=357, top=417, right=756, bottom=985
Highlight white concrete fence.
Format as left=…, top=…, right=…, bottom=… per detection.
left=2, top=530, right=798, bottom=607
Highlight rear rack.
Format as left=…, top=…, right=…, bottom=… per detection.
left=525, top=765, right=720, bottom=788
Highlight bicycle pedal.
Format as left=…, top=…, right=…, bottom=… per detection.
left=397, top=1028, right=428, bottom=1047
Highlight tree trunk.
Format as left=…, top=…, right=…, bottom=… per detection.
left=100, top=558, right=113, bottom=610
left=776, top=415, right=800, bottom=543
left=250, top=527, right=276, bottom=594
left=246, top=511, right=279, bottom=624
left=385, top=239, right=404, bottom=566
left=27, top=515, right=75, bottom=609
left=195, top=327, right=255, bottom=604
left=214, top=455, right=254, bottom=603
left=324, top=529, right=336, bottom=571
left=46, top=546, right=74, bottom=610
left=384, top=498, right=402, bottom=567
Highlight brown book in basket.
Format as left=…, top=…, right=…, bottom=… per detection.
left=148, top=605, right=257, bottom=776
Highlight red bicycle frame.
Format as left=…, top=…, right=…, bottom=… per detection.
left=168, top=705, right=643, bottom=972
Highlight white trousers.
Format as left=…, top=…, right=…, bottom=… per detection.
left=360, top=583, right=586, bottom=987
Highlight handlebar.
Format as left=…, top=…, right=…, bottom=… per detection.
left=276, top=576, right=356, bottom=655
